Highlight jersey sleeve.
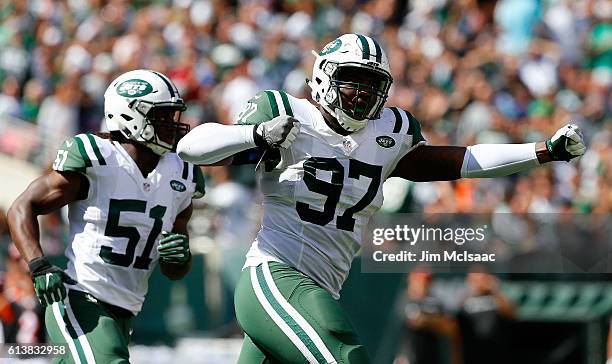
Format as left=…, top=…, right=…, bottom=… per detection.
left=235, top=90, right=294, bottom=171
left=404, top=109, right=426, bottom=147
left=192, top=164, right=206, bottom=199
left=175, top=162, right=205, bottom=214
left=52, top=136, right=91, bottom=173
left=385, top=108, right=427, bottom=179
left=236, top=90, right=294, bottom=125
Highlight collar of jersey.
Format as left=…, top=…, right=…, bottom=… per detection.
left=112, top=141, right=166, bottom=185
left=313, top=106, right=379, bottom=155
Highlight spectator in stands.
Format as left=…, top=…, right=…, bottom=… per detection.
left=0, top=76, right=21, bottom=118
left=0, top=246, right=45, bottom=345
left=20, top=79, right=45, bottom=123
left=0, top=1, right=609, bottom=357
left=456, top=269, right=515, bottom=364
left=36, top=80, right=79, bottom=166
left=0, top=0, right=607, bottom=215
left=204, top=165, right=257, bottom=291
left=396, top=268, right=461, bottom=364
left=0, top=207, right=44, bottom=345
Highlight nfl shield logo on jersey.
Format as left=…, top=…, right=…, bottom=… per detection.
left=143, top=182, right=151, bottom=192
left=342, top=138, right=353, bottom=154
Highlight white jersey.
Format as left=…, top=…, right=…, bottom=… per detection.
left=52, top=134, right=205, bottom=313
left=238, top=90, right=425, bottom=298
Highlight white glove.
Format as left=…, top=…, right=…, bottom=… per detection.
left=546, top=124, right=586, bottom=161
left=254, top=115, right=300, bottom=149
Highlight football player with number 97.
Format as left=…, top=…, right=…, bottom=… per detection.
left=178, top=34, right=586, bottom=363
left=8, top=70, right=205, bottom=364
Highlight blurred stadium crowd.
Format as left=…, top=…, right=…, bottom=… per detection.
left=0, top=0, right=610, bottom=216
left=0, top=0, right=610, bottom=362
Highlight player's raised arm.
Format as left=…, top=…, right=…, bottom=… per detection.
left=392, top=124, right=585, bottom=181
left=177, top=91, right=300, bottom=165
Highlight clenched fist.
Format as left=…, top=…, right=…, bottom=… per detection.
left=546, top=124, right=586, bottom=162
left=254, top=115, right=300, bottom=149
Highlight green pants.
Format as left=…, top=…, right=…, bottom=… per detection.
left=45, top=289, right=134, bottom=364
left=235, top=261, right=369, bottom=364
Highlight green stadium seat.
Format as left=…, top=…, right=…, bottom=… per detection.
left=501, top=282, right=524, bottom=304
left=565, top=283, right=602, bottom=320
left=587, top=284, right=612, bottom=318
left=539, top=283, right=577, bottom=320
left=518, top=282, right=549, bottom=319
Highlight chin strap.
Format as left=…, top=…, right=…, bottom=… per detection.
left=145, top=141, right=170, bottom=156
left=335, top=109, right=368, bottom=132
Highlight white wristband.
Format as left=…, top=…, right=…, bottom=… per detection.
left=460, top=143, right=539, bottom=178
left=177, top=123, right=256, bottom=165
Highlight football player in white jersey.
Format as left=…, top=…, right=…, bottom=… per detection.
left=8, top=69, right=205, bottom=363
left=177, top=33, right=586, bottom=363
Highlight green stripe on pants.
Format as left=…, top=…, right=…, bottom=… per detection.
left=255, top=265, right=327, bottom=363
left=235, top=262, right=370, bottom=364
left=45, top=290, right=133, bottom=364
left=49, top=301, right=86, bottom=363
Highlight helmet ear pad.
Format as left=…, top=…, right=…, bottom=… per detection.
left=141, top=122, right=155, bottom=142
left=325, top=88, right=337, bottom=104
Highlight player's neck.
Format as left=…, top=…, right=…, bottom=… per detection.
left=319, top=106, right=352, bottom=136
left=121, top=142, right=161, bottom=177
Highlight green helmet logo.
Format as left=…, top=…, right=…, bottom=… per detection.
left=319, top=38, right=342, bottom=56
left=116, top=79, right=153, bottom=97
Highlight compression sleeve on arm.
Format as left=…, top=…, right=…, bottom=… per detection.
left=177, top=123, right=256, bottom=165
left=460, top=143, right=539, bottom=178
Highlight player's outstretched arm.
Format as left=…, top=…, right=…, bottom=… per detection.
left=177, top=123, right=254, bottom=165
left=177, top=116, right=300, bottom=165
left=392, top=124, right=585, bottom=181
left=7, top=170, right=84, bottom=305
left=159, top=203, right=193, bottom=280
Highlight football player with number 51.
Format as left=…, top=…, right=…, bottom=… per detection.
left=178, top=34, right=586, bottom=363
left=8, top=70, right=205, bottom=364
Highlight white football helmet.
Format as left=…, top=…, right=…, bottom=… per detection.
left=307, top=33, right=393, bottom=132
left=104, top=69, right=189, bottom=155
